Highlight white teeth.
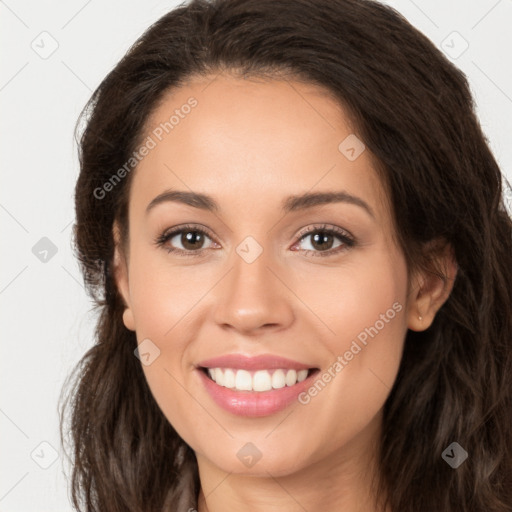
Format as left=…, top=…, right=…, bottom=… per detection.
left=271, top=369, right=286, bottom=389
left=223, top=368, right=236, bottom=388
left=253, top=370, right=272, bottom=392
left=297, top=369, right=308, bottom=382
left=285, top=369, right=297, bottom=386
left=206, top=367, right=310, bottom=391
left=215, top=368, right=225, bottom=387
left=235, top=369, right=252, bottom=390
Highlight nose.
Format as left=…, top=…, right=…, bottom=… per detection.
left=212, top=244, right=295, bottom=336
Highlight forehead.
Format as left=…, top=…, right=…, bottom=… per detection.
left=129, top=74, right=390, bottom=222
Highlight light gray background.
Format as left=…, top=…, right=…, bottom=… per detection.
left=1, top=1, right=511, bottom=510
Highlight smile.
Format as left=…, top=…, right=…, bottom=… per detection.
left=196, top=354, right=320, bottom=417
left=204, top=367, right=310, bottom=391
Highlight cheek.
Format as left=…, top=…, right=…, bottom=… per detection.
left=126, top=250, right=208, bottom=421
left=338, top=248, right=409, bottom=379
left=127, top=249, right=203, bottom=339
left=292, top=244, right=408, bottom=350
left=293, top=246, right=409, bottom=423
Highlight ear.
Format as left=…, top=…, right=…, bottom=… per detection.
left=112, top=220, right=136, bottom=331
left=407, top=239, right=458, bottom=332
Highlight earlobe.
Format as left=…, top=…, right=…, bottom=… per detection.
left=407, top=241, right=458, bottom=332
left=112, top=221, right=136, bottom=332
left=122, top=308, right=136, bottom=331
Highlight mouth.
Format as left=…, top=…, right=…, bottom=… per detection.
left=195, top=354, right=321, bottom=417
left=199, top=366, right=319, bottom=392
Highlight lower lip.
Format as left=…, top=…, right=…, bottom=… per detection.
left=197, top=368, right=318, bottom=417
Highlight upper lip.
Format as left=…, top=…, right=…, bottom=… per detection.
left=197, top=354, right=316, bottom=371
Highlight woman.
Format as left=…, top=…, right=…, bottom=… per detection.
left=59, top=0, right=512, bottom=511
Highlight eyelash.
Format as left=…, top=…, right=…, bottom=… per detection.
left=153, top=223, right=356, bottom=258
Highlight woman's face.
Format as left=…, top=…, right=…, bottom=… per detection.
left=115, top=73, right=417, bottom=477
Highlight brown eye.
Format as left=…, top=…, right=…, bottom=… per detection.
left=291, top=225, right=356, bottom=257
left=155, top=225, right=218, bottom=256
left=179, top=230, right=206, bottom=250
left=309, top=232, right=336, bottom=251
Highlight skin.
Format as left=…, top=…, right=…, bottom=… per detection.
left=113, top=73, right=457, bottom=512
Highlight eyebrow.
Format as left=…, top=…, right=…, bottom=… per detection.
left=146, top=189, right=375, bottom=219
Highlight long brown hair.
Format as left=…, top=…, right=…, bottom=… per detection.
left=59, top=1, right=512, bottom=510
